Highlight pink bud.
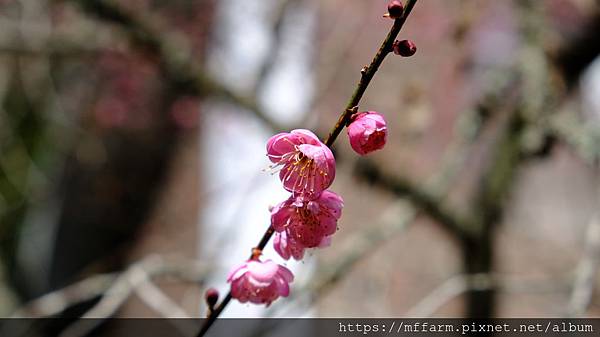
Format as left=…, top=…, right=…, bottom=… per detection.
left=347, top=111, right=388, bottom=155
left=387, top=1, right=404, bottom=19
left=204, top=288, right=219, bottom=308
left=393, top=39, right=417, bottom=57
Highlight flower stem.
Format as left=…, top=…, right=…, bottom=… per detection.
left=324, top=0, right=418, bottom=147
left=197, top=1, right=418, bottom=335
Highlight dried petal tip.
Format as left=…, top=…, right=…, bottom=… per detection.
left=393, top=39, right=417, bottom=57
left=387, top=1, right=404, bottom=19
left=204, top=288, right=219, bottom=308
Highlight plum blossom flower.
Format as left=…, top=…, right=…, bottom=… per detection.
left=347, top=111, right=388, bottom=155
left=267, top=129, right=335, bottom=198
left=273, top=230, right=332, bottom=261
left=227, top=259, right=294, bottom=306
left=271, top=190, right=343, bottom=248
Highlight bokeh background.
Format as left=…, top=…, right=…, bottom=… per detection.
left=1, top=0, right=600, bottom=321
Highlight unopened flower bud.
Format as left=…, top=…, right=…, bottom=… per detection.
left=347, top=111, right=387, bottom=155
left=204, top=288, right=219, bottom=309
left=387, top=1, right=404, bottom=19
left=393, top=39, right=417, bottom=57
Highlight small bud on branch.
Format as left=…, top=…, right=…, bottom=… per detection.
left=393, top=39, right=417, bottom=57
left=197, top=1, right=419, bottom=335
left=387, top=1, right=405, bottom=19
left=204, top=288, right=219, bottom=313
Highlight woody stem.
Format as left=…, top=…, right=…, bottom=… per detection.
left=197, top=1, right=419, bottom=336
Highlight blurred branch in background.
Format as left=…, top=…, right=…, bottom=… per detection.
left=568, top=213, right=600, bottom=316
left=406, top=273, right=571, bottom=318
left=2, top=0, right=600, bottom=325
left=13, top=255, right=209, bottom=319
left=355, top=160, right=475, bottom=240
left=62, top=0, right=285, bottom=132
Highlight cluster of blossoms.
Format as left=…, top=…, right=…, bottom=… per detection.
left=224, top=111, right=388, bottom=306
left=197, top=5, right=421, bottom=336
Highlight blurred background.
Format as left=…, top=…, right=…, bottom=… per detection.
left=1, top=0, right=600, bottom=322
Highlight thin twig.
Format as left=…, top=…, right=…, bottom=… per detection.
left=324, top=0, right=418, bottom=147
left=12, top=273, right=117, bottom=318
left=13, top=255, right=210, bottom=319
left=355, top=160, right=476, bottom=240
left=406, top=273, right=571, bottom=318
left=132, top=267, right=191, bottom=319
left=57, top=256, right=208, bottom=337
left=197, top=1, right=419, bottom=335
left=405, top=274, right=481, bottom=318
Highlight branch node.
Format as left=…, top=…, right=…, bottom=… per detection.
left=251, top=247, right=262, bottom=259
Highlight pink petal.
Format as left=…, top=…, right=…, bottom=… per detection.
left=317, top=216, right=338, bottom=236
left=275, top=276, right=290, bottom=297
left=319, top=190, right=344, bottom=219
left=290, top=129, right=321, bottom=145
left=318, top=236, right=333, bottom=248
left=227, top=262, right=248, bottom=282
left=273, top=232, right=291, bottom=260
left=247, top=260, right=279, bottom=283
left=271, top=201, right=293, bottom=232
left=277, top=264, right=294, bottom=283
left=267, top=132, right=288, bottom=152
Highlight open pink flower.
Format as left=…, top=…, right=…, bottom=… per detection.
left=273, top=230, right=333, bottom=261
left=271, top=190, right=343, bottom=248
left=227, top=259, right=294, bottom=306
left=347, top=111, right=387, bottom=155
left=267, top=129, right=335, bottom=198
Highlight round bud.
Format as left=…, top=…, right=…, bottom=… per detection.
left=347, top=111, right=387, bottom=155
left=387, top=1, right=404, bottom=19
left=393, top=39, right=417, bottom=57
left=204, top=288, right=219, bottom=308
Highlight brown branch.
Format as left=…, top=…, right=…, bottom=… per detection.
left=13, top=255, right=210, bottom=318
left=324, top=0, right=418, bottom=147
left=354, top=159, right=477, bottom=240
left=197, top=1, right=420, bottom=335
left=405, top=273, right=571, bottom=318
left=458, top=0, right=552, bottom=318
left=462, top=105, right=524, bottom=318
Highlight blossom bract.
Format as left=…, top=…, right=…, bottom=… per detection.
left=267, top=129, right=335, bottom=198
left=271, top=190, right=343, bottom=248
left=347, top=111, right=387, bottom=155
left=227, top=259, right=294, bottom=306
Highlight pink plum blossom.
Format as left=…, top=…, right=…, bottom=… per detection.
left=266, top=129, right=335, bottom=198
left=227, top=259, right=294, bottom=306
left=347, top=111, right=388, bottom=155
left=271, top=190, right=343, bottom=248
left=273, top=230, right=333, bottom=261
